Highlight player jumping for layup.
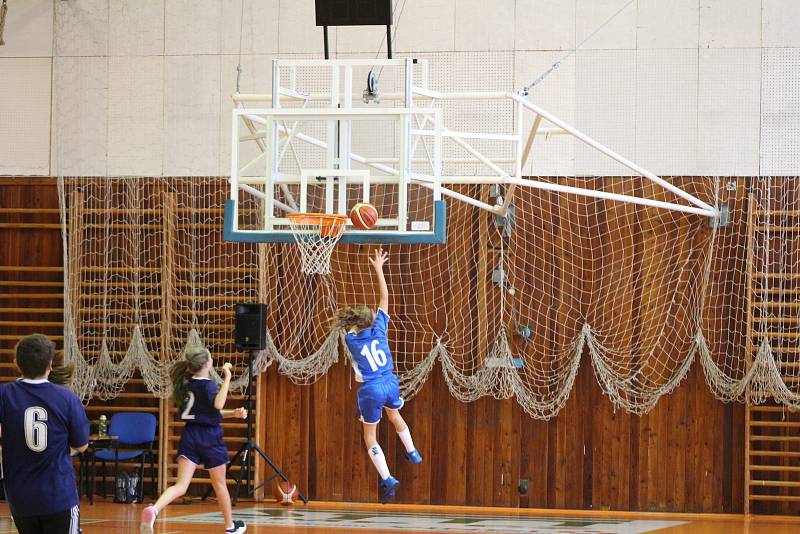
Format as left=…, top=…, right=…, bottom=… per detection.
left=331, top=248, right=423, bottom=503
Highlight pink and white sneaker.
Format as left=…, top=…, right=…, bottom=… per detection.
left=140, top=505, right=158, bottom=534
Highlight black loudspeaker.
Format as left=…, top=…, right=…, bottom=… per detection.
left=234, top=303, right=268, bottom=351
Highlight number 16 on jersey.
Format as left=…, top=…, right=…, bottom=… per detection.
left=360, top=339, right=388, bottom=372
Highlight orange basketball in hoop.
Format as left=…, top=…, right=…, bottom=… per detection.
left=350, top=203, right=378, bottom=229
left=273, top=480, right=299, bottom=506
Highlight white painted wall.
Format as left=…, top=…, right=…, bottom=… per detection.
left=0, top=0, right=796, bottom=176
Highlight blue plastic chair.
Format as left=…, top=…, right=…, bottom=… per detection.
left=91, top=412, right=157, bottom=501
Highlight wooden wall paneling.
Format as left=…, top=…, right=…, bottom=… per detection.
left=684, top=177, right=721, bottom=513
left=158, top=192, right=176, bottom=493
left=0, top=179, right=63, bottom=391
left=472, top=192, right=491, bottom=508
left=322, top=362, right=346, bottom=501
left=590, top=177, right=640, bottom=511
left=630, top=178, right=652, bottom=513
left=334, top=372, right=356, bottom=502
left=312, top=371, right=336, bottom=504
left=319, top=302, right=346, bottom=501
left=428, top=186, right=478, bottom=506
left=493, top=399, right=520, bottom=507
left=428, top=363, right=468, bottom=505
left=391, top=364, right=432, bottom=504
left=486, top=187, right=521, bottom=508
left=0, top=178, right=757, bottom=513
left=254, top=242, right=270, bottom=500
left=261, top=363, right=280, bottom=497
left=544, top=183, right=562, bottom=510
left=275, top=359, right=311, bottom=498
left=712, top=180, right=748, bottom=514
left=556, top=178, right=597, bottom=510
left=690, top=180, right=733, bottom=513
left=159, top=396, right=169, bottom=493
left=728, top=400, right=745, bottom=513
left=509, top=185, right=555, bottom=509
left=272, top=240, right=335, bottom=502
left=747, top=179, right=800, bottom=515
left=636, top=179, right=674, bottom=512
left=389, top=242, right=432, bottom=505
left=327, top=247, right=358, bottom=504
left=685, top=364, right=707, bottom=511
left=425, top=202, right=469, bottom=507
left=728, top=182, right=747, bottom=513
left=67, top=191, right=83, bottom=339
left=254, top=371, right=267, bottom=501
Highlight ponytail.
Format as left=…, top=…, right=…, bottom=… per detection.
left=170, top=344, right=211, bottom=409
left=49, top=351, right=74, bottom=387
left=329, top=305, right=374, bottom=332
left=49, top=363, right=75, bottom=387
left=170, top=359, right=191, bottom=410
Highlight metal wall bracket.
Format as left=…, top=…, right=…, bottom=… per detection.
left=494, top=203, right=515, bottom=238
left=492, top=263, right=507, bottom=288
left=709, top=204, right=729, bottom=229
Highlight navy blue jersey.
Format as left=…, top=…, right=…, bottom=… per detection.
left=179, top=377, right=222, bottom=427
left=0, top=379, right=89, bottom=517
left=344, top=309, right=395, bottom=383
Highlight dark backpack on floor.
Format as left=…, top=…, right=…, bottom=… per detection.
left=114, top=470, right=141, bottom=504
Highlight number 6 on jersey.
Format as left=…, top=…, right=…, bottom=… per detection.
left=24, top=406, right=48, bottom=452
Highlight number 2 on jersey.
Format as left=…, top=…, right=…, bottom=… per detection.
left=181, top=391, right=196, bottom=420
left=360, top=339, right=388, bottom=372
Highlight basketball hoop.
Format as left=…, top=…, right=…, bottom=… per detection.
left=286, top=213, right=348, bottom=275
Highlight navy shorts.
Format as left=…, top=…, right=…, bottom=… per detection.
left=177, top=425, right=229, bottom=469
left=357, top=374, right=404, bottom=424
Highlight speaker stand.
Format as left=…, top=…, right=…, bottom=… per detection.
left=203, top=350, right=308, bottom=505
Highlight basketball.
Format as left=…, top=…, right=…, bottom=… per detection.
left=273, top=479, right=299, bottom=506
left=350, top=203, right=379, bottom=230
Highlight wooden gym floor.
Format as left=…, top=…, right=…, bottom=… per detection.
left=2, top=500, right=800, bottom=533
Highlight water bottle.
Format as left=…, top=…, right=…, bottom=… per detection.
left=98, top=415, right=108, bottom=437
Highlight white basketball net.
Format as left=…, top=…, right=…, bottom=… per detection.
left=286, top=214, right=348, bottom=275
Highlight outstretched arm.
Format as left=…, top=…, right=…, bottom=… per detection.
left=214, top=362, right=233, bottom=411
left=221, top=407, right=248, bottom=419
left=368, top=248, right=389, bottom=314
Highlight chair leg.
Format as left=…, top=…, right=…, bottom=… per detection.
left=113, top=456, right=119, bottom=501
left=89, top=453, right=95, bottom=505
left=100, top=460, right=106, bottom=499
left=150, top=453, right=157, bottom=499
left=77, top=454, right=83, bottom=499
left=139, top=455, right=145, bottom=503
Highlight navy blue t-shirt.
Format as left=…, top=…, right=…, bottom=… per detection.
left=344, top=309, right=395, bottom=383
left=0, top=379, right=89, bottom=517
left=179, top=377, right=222, bottom=427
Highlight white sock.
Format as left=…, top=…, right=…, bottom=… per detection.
left=368, top=444, right=391, bottom=480
left=397, top=428, right=416, bottom=453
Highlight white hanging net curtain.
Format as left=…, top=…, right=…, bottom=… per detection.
left=700, top=178, right=800, bottom=410
left=58, top=173, right=795, bottom=418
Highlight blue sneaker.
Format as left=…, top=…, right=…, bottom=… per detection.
left=379, top=475, right=400, bottom=503
left=404, top=449, right=423, bottom=464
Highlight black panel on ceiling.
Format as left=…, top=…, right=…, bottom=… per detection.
left=315, top=0, right=393, bottom=27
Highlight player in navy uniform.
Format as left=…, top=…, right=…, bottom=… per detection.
left=140, top=345, right=247, bottom=534
left=331, top=248, right=423, bottom=503
left=0, top=334, right=89, bottom=534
